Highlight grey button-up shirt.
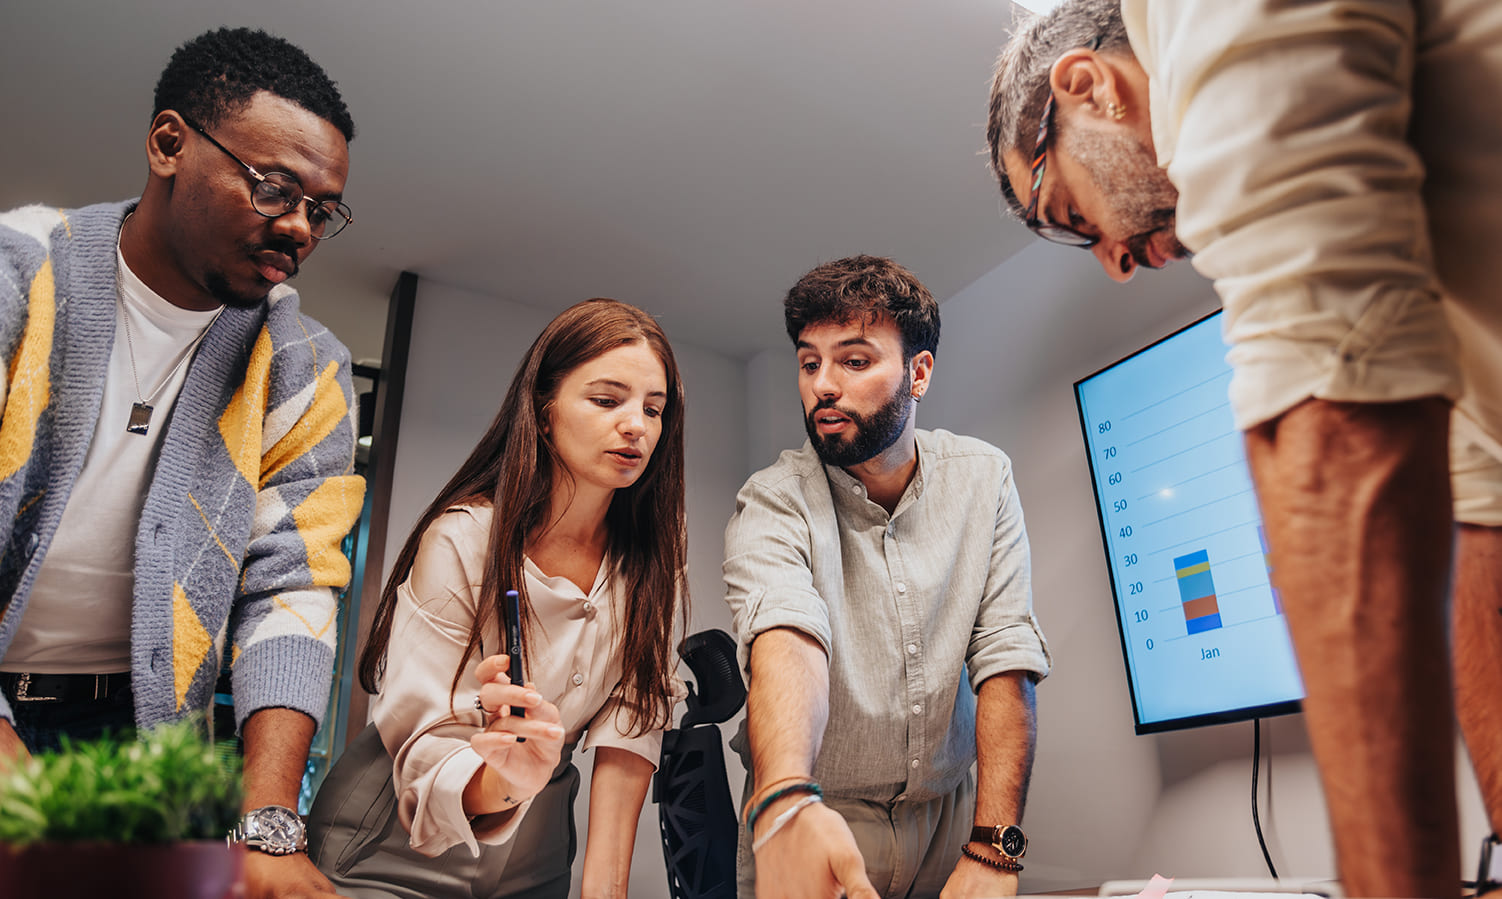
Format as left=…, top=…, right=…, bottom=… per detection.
left=724, top=428, right=1051, bottom=804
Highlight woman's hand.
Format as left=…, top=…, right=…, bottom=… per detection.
left=469, top=653, right=566, bottom=807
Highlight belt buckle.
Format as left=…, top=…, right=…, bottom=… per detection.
left=12, top=672, right=61, bottom=702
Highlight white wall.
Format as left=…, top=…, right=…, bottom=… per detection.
left=383, top=277, right=749, bottom=899
left=920, top=243, right=1235, bottom=890
left=293, top=265, right=395, bottom=367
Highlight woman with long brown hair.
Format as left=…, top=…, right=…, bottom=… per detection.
left=308, top=298, right=688, bottom=898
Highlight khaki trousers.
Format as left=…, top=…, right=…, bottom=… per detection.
left=736, top=772, right=974, bottom=899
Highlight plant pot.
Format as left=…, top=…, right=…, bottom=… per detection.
left=0, top=840, right=245, bottom=898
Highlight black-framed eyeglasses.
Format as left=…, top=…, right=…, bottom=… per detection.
left=1023, top=95, right=1097, bottom=249
left=183, top=117, right=353, bottom=240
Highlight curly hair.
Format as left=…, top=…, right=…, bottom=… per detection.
left=986, top=0, right=1128, bottom=219
left=153, top=27, right=355, bottom=141
left=784, top=255, right=939, bottom=361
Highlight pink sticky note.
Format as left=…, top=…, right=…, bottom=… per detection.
left=1135, top=874, right=1174, bottom=899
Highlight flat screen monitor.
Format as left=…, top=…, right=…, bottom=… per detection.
left=1074, top=311, right=1304, bottom=734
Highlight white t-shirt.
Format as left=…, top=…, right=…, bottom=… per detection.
left=0, top=247, right=221, bottom=673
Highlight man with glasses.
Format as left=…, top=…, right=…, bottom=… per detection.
left=0, top=27, right=364, bottom=899
left=986, top=2, right=1502, bottom=897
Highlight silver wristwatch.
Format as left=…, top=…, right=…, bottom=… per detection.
left=227, top=805, right=308, bottom=856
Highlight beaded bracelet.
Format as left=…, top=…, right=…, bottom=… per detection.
left=744, top=781, right=822, bottom=835
left=961, top=842, right=1023, bottom=873
left=751, top=793, right=822, bottom=852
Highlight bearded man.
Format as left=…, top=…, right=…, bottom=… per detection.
left=986, top=3, right=1502, bottom=896
left=723, top=255, right=1051, bottom=899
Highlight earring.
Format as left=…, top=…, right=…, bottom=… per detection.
left=1106, top=101, right=1127, bottom=121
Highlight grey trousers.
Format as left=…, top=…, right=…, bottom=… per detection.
left=736, top=773, right=974, bottom=899
left=307, top=724, right=580, bottom=899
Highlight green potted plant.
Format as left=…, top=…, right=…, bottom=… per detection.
left=0, top=720, right=245, bottom=898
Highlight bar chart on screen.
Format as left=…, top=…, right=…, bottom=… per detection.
left=1076, top=312, right=1304, bottom=732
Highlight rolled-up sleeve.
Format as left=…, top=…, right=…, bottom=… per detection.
left=1127, top=0, right=1461, bottom=431
left=580, top=669, right=687, bottom=765
left=967, top=462, right=1051, bottom=689
left=722, top=476, right=832, bottom=679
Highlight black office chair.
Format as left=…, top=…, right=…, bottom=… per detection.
left=656, top=629, right=746, bottom=899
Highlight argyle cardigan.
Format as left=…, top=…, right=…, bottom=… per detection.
left=0, top=200, right=366, bottom=732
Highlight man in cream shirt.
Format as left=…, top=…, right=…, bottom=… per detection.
left=986, top=2, right=1502, bottom=897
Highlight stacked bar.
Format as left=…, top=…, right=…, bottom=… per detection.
left=1174, top=549, right=1223, bottom=635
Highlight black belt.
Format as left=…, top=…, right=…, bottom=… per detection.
left=0, top=671, right=131, bottom=703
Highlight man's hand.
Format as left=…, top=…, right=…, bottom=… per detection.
left=237, top=710, right=343, bottom=897
left=0, top=718, right=30, bottom=776
left=243, top=850, right=348, bottom=899
left=940, top=851, right=1019, bottom=899
left=754, top=800, right=878, bottom=899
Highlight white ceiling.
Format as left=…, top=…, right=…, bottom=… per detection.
left=0, top=0, right=1037, bottom=359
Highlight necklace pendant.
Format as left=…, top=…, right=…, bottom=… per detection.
left=127, top=402, right=154, bottom=436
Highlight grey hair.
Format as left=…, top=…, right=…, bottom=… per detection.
left=986, top=0, right=1132, bottom=219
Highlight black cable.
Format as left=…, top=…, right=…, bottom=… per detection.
left=1468, top=832, right=1501, bottom=897
left=1253, top=717, right=1279, bottom=879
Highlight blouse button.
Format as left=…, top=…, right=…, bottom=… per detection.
left=572, top=673, right=584, bottom=686
left=895, top=582, right=907, bottom=594
left=582, top=601, right=593, bottom=613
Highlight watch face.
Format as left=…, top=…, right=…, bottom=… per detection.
left=998, top=825, right=1027, bottom=859
left=247, top=806, right=305, bottom=854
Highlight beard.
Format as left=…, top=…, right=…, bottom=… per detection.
left=205, top=239, right=302, bottom=310
left=804, top=369, right=913, bottom=468
left=1064, top=124, right=1188, bottom=268
left=204, top=272, right=272, bottom=309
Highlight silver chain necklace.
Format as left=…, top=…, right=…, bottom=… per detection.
left=117, top=215, right=223, bottom=436
left=118, top=297, right=222, bottom=436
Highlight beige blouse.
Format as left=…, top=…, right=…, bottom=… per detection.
left=371, top=504, right=667, bottom=857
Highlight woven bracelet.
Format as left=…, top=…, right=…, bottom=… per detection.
left=745, top=781, right=822, bottom=835
left=961, top=842, right=1023, bottom=873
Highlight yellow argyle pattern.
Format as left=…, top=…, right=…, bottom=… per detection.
left=0, top=260, right=55, bottom=482
left=168, top=313, right=363, bottom=712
